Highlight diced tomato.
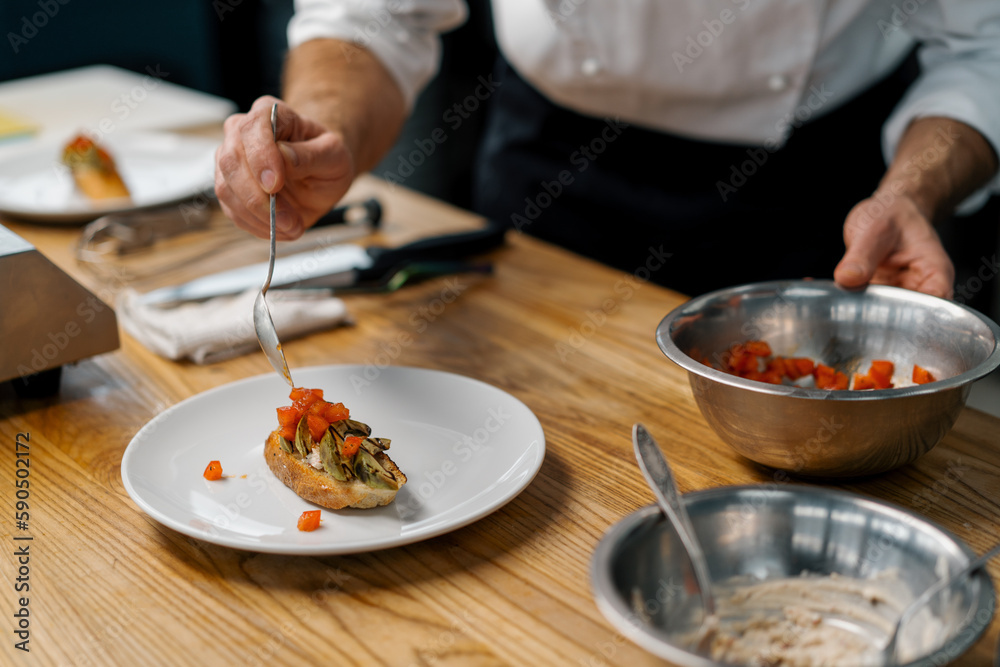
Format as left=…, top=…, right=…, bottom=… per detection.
left=290, top=387, right=324, bottom=402
left=320, top=401, right=350, bottom=423
left=277, top=405, right=299, bottom=427
left=297, top=510, right=321, bottom=532
left=342, top=436, right=363, bottom=458
left=869, top=360, right=894, bottom=377
left=867, top=360, right=894, bottom=389
left=289, top=387, right=324, bottom=414
left=203, top=460, right=223, bottom=481
left=759, top=369, right=784, bottom=384
left=278, top=424, right=297, bottom=441
left=306, top=414, right=328, bottom=443
left=306, top=401, right=328, bottom=417
left=814, top=364, right=848, bottom=390
left=727, top=346, right=760, bottom=374
left=831, top=371, right=849, bottom=390
left=852, top=373, right=876, bottom=390
left=744, top=340, right=772, bottom=357
left=814, top=363, right=835, bottom=382
left=913, top=365, right=936, bottom=385
left=781, top=357, right=813, bottom=380
left=711, top=339, right=932, bottom=393
left=293, top=395, right=320, bottom=415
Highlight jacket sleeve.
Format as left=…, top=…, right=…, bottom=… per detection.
left=882, top=0, right=1000, bottom=214
left=288, top=0, right=469, bottom=111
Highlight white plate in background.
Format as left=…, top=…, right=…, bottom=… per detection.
left=0, top=131, right=218, bottom=223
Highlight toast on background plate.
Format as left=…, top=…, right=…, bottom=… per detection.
left=61, top=134, right=130, bottom=200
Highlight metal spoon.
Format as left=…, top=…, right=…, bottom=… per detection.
left=252, top=103, right=293, bottom=386
left=632, top=423, right=716, bottom=620
left=882, top=541, right=1000, bottom=665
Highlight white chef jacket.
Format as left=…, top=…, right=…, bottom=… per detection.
left=288, top=0, right=1000, bottom=211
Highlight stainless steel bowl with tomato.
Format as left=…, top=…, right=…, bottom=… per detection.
left=655, top=280, right=1000, bottom=477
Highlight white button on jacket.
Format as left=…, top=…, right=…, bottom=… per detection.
left=289, top=0, right=1000, bottom=209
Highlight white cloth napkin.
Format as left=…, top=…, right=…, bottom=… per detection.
left=116, top=287, right=349, bottom=364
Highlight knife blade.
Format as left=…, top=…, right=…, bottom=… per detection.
left=138, top=219, right=506, bottom=307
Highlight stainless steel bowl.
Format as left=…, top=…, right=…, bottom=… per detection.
left=591, top=485, right=995, bottom=667
left=656, top=280, right=1000, bottom=477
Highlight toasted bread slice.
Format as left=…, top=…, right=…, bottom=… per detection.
left=61, top=134, right=130, bottom=200
left=264, top=431, right=407, bottom=510
left=70, top=166, right=130, bottom=200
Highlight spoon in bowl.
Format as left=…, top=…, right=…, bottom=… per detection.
left=632, top=423, right=716, bottom=624
left=882, top=541, right=1000, bottom=665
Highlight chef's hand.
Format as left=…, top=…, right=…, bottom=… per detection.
left=833, top=190, right=954, bottom=299
left=214, top=95, right=355, bottom=240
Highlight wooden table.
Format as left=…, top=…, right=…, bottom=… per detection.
left=2, top=175, right=999, bottom=666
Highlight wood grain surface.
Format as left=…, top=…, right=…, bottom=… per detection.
left=1, top=175, right=998, bottom=667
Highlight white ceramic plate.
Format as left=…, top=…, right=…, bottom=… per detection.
left=0, top=131, right=218, bottom=222
left=121, top=365, right=546, bottom=555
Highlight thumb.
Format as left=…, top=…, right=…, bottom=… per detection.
left=834, top=210, right=898, bottom=289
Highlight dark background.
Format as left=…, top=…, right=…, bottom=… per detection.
left=1, top=0, right=997, bottom=319
left=0, top=0, right=497, bottom=209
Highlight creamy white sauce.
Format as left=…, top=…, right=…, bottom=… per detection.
left=306, top=447, right=322, bottom=470
left=661, top=571, right=945, bottom=666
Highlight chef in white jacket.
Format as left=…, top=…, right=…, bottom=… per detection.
left=214, top=0, right=999, bottom=298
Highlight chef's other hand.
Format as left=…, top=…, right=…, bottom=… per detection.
left=214, top=95, right=355, bottom=240
left=834, top=190, right=954, bottom=299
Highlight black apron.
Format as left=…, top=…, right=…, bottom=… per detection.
left=472, top=52, right=921, bottom=297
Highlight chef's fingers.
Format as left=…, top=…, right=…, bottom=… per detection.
left=274, top=134, right=355, bottom=230
left=278, top=132, right=354, bottom=181
left=835, top=207, right=898, bottom=290
left=895, top=242, right=955, bottom=299
left=214, top=157, right=269, bottom=239
left=835, top=196, right=954, bottom=299
left=216, top=179, right=305, bottom=241
left=241, top=95, right=288, bottom=195
left=216, top=113, right=271, bottom=233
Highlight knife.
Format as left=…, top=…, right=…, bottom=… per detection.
left=138, top=219, right=506, bottom=307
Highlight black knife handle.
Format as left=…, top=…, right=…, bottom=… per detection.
left=358, top=219, right=507, bottom=282
left=313, top=197, right=383, bottom=229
